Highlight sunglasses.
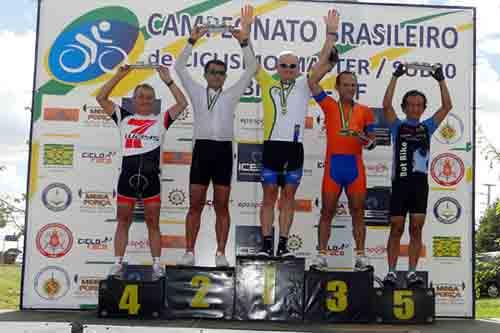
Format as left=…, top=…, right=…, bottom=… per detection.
left=207, top=70, right=226, bottom=76
left=279, top=63, right=298, bottom=69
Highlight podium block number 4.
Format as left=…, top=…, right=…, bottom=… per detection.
left=393, top=290, right=415, bottom=320
left=326, top=280, right=348, bottom=312
left=119, top=285, right=141, bottom=315
left=191, top=275, right=210, bottom=308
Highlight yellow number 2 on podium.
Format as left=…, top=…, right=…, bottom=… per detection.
left=191, top=275, right=211, bottom=308
left=119, top=285, right=141, bottom=315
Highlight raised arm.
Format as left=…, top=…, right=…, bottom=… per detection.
left=157, top=66, right=188, bottom=119
left=227, top=5, right=258, bottom=96
left=96, top=65, right=131, bottom=116
left=308, top=9, right=340, bottom=91
left=173, top=26, right=208, bottom=94
left=430, top=66, right=453, bottom=125
left=382, top=63, right=406, bottom=125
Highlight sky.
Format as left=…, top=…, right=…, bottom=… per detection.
left=0, top=0, right=499, bottom=240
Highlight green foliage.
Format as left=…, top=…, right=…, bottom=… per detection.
left=475, top=258, right=500, bottom=299
left=476, top=199, right=500, bottom=253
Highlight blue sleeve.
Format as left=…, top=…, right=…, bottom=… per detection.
left=313, top=91, right=328, bottom=103
left=423, top=117, right=439, bottom=136
left=390, top=118, right=402, bottom=145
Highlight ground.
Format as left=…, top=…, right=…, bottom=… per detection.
left=0, top=265, right=499, bottom=318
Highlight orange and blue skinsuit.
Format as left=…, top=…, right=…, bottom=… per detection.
left=313, top=91, right=376, bottom=195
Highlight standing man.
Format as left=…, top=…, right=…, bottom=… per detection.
left=256, top=10, right=340, bottom=257
left=175, top=6, right=257, bottom=267
left=96, top=65, right=188, bottom=279
left=382, top=63, right=452, bottom=287
left=308, top=25, right=377, bottom=270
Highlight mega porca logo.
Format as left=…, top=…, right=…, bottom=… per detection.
left=430, top=281, right=466, bottom=304
left=73, top=274, right=103, bottom=297
left=78, top=189, right=115, bottom=212
left=81, top=104, right=114, bottom=127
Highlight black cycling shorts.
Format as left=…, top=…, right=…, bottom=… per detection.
left=190, top=140, right=233, bottom=186
left=390, top=175, right=429, bottom=217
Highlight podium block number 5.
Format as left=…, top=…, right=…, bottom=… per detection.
left=119, top=285, right=141, bottom=315
left=393, top=290, right=415, bottom=320
left=326, top=280, right=348, bottom=312
left=191, top=275, right=211, bottom=308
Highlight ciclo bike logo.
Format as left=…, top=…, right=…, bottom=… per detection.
left=46, top=7, right=141, bottom=84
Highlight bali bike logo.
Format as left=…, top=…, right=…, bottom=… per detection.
left=36, top=223, right=74, bottom=258
left=46, top=7, right=141, bottom=84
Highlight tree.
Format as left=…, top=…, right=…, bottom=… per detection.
left=476, top=198, right=500, bottom=253
left=0, top=166, right=25, bottom=237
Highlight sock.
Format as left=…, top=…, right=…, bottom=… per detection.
left=153, top=257, right=160, bottom=266
left=355, top=249, right=365, bottom=257
left=388, top=266, right=397, bottom=274
left=115, top=256, right=123, bottom=265
left=408, top=266, right=417, bottom=275
left=278, top=236, right=288, bottom=248
left=216, top=251, right=224, bottom=256
left=263, top=236, right=273, bottom=250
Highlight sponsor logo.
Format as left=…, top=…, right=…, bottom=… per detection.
left=431, top=281, right=466, bottom=304
left=128, top=239, right=150, bottom=252
left=47, top=7, right=140, bottom=84
left=237, top=143, right=263, bottom=182
left=239, top=116, right=263, bottom=129
left=163, top=151, right=192, bottom=165
left=287, top=234, right=303, bottom=252
left=278, top=199, right=312, bottom=212
left=43, top=144, right=74, bottom=167
left=42, top=183, right=72, bottom=212
left=36, top=223, right=73, bottom=258
left=366, top=245, right=387, bottom=259
left=366, top=162, right=390, bottom=177
left=82, top=104, right=112, bottom=121
left=433, top=197, right=462, bottom=224
left=77, top=236, right=112, bottom=250
left=125, top=119, right=159, bottom=148
left=160, top=235, right=186, bottom=249
left=433, top=236, right=461, bottom=258
left=430, top=153, right=465, bottom=187
left=304, top=116, right=314, bottom=129
left=43, top=107, right=79, bottom=121
left=80, top=151, right=117, bottom=164
left=435, top=114, right=464, bottom=145
left=34, top=266, right=71, bottom=300
left=314, top=198, right=350, bottom=216
left=73, top=274, right=102, bottom=297
left=167, top=189, right=186, bottom=206
left=78, top=189, right=115, bottom=212
left=319, top=242, right=350, bottom=256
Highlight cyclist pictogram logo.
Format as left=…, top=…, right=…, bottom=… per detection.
left=47, top=7, right=140, bottom=84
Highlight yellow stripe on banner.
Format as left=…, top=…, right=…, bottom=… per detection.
left=160, top=220, right=185, bottom=225
left=28, top=142, right=39, bottom=201
left=42, top=133, right=81, bottom=139
left=457, top=23, right=473, bottom=32
left=367, top=225, right=390, bottom=230
left=237, top=140, right=263, bottom=144
left=370, top=48, right=412, bottom=70
left=466, top=167, right=473, bottom=183
left=104, top=0, right=287, bottom=97
left=431, top=187, right=457, bottom=192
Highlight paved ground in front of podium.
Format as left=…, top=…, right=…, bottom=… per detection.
left=0, top=311, right=499, bottom=333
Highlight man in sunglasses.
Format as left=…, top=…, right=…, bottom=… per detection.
left=174, top=5, right=257, bottom=267
left=255, top=10, right=340, bottom=257
left=308, top=29, right=377, bottom=271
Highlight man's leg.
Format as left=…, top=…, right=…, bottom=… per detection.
left=386, top=216, right=406, bottom=272
left=259, top=183, right=279, bottom=255
left=318, top=190, right=341, bottom=251
left=347, top=192, right=367, bottom=255
left=213, top=185, right=231, bottom=254
left=144, top=199, right=163, bottom=277
left=408, top=214, right=426, bottom=271
left=185, top=184, right=209, bottom=253
left=114, top=202, right=135, bottom=258
left=276, top=183, right=299, bottom=256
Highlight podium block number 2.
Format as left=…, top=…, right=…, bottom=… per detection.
left=326, top=280, right=348, bottom=312
left=393, top=290, right=415, bottom=320
left=191, top=275, right=211, bottom=308
left=119, top=285, right=141, bottom=315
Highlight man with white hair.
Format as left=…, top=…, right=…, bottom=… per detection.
left=255, top=9, right=340, bottom=257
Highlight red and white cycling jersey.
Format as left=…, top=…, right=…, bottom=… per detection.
left=112, top=103, right=173, bottom=157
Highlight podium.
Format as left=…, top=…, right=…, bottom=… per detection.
left=164, top=266, right=234, bottom=319
left=304, top=267, right=374, bottom=323
left=234, top=256, right=305, bottom=321
left=97, top=261, right=435, bottom=323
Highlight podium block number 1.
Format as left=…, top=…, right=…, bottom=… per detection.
left=326, top=280, right=348, bottom=312
left=190, top=275, right=211, bottom=308
left=119, top=285, right=141, bottom=315
left=263, top=264, right=276, bottom=305
left=393, top=290, right=415, bottom=320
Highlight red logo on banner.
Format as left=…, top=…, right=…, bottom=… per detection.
left=430, top=153, right=464, bottom=187
left=36, top=223, right=73, bottom=258
left=125, top=119, right=156, bottom=148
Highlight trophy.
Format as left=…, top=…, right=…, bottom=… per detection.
left=405, top=62, right=439, bottom=72
left=129, top=61, right=161, bottom=69
left=203, top=16, right=234, bottom=33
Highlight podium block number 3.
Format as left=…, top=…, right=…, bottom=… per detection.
left=326, top=280, right=348, bottom=312
left=191, top=275, right=211, bottom=308
left=119, top=285, right=141, bottom=315
left=393, top=290, right=415, bottom=320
